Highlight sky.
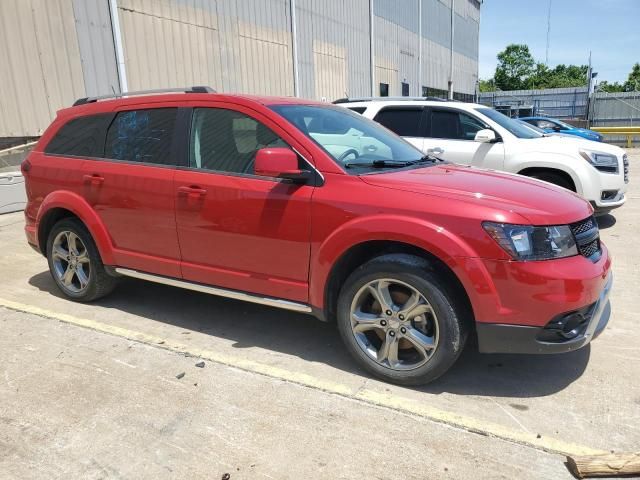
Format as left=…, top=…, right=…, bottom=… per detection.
left=479, top=0, right=640, bottom=83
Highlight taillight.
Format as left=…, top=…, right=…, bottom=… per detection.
left=21, top=159, right=31, bottom=173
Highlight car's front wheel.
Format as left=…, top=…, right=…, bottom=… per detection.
left=336, top=254, right=468, bottom=386
left=46, top=218, right=117, bottom=302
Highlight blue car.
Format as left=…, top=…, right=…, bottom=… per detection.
left=520, top=117, right=603, bottom=142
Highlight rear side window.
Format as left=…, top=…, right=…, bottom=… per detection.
left=105, top=108, right=177, bottom=165
left=347, top=107, right=366, bottom=114
left=45, top=114, right=113, bottom=157
left=374, top=108, right=423, bottom=137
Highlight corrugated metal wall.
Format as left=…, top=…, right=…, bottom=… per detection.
left=0, top=0, right=85, bottom=137
left=373, top=0, right=479, bottom=96
left=296, top=0, right=371, bottom=100
left=0, top=0, right=480, bottom=137
left=72, top=0, right=120, bottom=97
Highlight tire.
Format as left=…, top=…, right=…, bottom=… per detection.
left=46, top=217, right=118, bottom=302
left=336, top=253, right=469, bottom=386
left=528, top=171, right=574, bottom=191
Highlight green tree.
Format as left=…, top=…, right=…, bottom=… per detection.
left=478, top=78, right=496, bottom=92
left=597, top=81, right=625, bottom=93
left=624, top=62, right=640, bottom=91
left=494, top=44, right=535, bottom=90
left=597, top=64, right=640, bottom=92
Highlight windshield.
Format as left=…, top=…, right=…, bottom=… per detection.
left=475, top=107, right=541, bottom=139
left=271, top=104, right=431, bottom=173
left=553, top=119, right=574, bottom=129
left=517, top=120, right=547, bottom=134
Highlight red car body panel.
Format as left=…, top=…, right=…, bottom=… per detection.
left=23, top=92, right=612, bottom=335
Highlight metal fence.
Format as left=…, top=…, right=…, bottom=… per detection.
left=590, top=91, right=640, bottom=127
left=478, top=87, right=589, bottom=119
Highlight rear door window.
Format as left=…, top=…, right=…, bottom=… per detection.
left=45, top=113, right=113, bottom=157
left=347, top=107, right=367, bottom=114
left=373, top=108, right=424, bottom=137
left=104, top=108, right=178, bottom=165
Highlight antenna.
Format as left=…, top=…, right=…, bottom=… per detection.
left=545, top=0, right=552, bottom=65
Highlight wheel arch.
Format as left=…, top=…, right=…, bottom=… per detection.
left=318, top=240, right=476, bottom=329
left=37, top=191, right=115, bottom=264
left=309, top=214, right=483, bottom=322
left=518, top=166, right=577, bottom=192
left=513, top=155, right=585, bottom=194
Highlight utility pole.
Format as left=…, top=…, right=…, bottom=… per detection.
left=448, top=0, right=455, bottom=99
left=545, top=0, right=552, bottom=65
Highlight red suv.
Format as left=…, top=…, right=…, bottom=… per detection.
left=22, top=87, right=613, bottom=385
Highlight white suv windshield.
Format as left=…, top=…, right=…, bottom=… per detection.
left=476, top=108, right=542, bottom=139
left=271, top=104, right=431, bottom=173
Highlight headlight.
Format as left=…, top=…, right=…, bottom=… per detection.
left=579, top=150, right=618, bottom=173
left=482, top=222, right=578, bottom=261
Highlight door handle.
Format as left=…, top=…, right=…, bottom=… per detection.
left=83, top=174, right=104, bottom=186
left=178, top=186, right=207, bottom=197
left=427, top=147, right=444, bottom=155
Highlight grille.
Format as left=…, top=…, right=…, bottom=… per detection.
left=580, top=239, right=600, bottom=258
left=571, top=217, right=595, bottom=236
left=623, top=154, right=629, bottom=184
left=570, top=216, right=601, bottom=261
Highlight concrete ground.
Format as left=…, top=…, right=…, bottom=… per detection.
left=1, top=150, right=638, bottom=479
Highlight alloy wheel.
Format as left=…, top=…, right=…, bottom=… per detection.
left=51, top=230, right=91, bottom=294
left=349, top=278, right=439, bottom=370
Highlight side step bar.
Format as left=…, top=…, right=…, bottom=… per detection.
left=114, top=268, right=313, bottom=314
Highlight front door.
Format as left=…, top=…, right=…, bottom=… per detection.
left=174, top=106, right=314, bottom=302
left=423, top=107, right=505, bottom=170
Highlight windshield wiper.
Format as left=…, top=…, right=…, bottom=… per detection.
left=345, top=159, right=411, bottom=169
left=404, top=154, right=445, bottom=165
left=345, top=155, right=444, bottom=169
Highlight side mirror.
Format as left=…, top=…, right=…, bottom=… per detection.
left=254, top=148, right=310, bottom=183
left=474, top=129, right=497, bottom=143
left=552, top=125, right=563, bottom=132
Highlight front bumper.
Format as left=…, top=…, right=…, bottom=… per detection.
left=477, top=272, right=613, bottom=354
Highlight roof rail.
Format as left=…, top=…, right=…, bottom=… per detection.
left=72, top=86, right=216, bottom=106
left=333, top=96, right=449, bottom=104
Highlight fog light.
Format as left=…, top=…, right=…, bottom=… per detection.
left=540, top=312, right=588, bottom=341
left=601, top=190, right=619, bottom=201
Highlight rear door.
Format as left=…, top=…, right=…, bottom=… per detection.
left=373, top=106, right=426, bottom=151
left=80, top=106, right=184, bottom=277
left=173, top=104, right=314, bottom=302
left=423, top=107, right=505, bottom=170
left=38, top=114, right=113, bottom=219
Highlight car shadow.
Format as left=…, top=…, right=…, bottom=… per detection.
left=29, top=271, right=589, bottom=398
left=596, top=214, right=616, bottom=229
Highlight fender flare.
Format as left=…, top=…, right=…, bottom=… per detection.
left=308, top=214, right=496, bottom=313
left=37, top=190, right=116, bottom=265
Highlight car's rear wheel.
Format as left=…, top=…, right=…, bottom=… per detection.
left=46, top=218, right=117, bottom=302
left=336, top=254, right=468, bottom=386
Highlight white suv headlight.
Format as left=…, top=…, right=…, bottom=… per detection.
left=579, top=150, right=619, bottom=174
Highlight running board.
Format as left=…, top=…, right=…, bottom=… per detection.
left=114, top=268, right=313, bottom=314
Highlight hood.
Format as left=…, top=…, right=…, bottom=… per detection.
left=520, top=135, right=622, bottom=155
left=360, top=164, right=593, bottom=225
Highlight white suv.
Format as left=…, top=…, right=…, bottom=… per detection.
left=337, top=98, right=628, bottom=214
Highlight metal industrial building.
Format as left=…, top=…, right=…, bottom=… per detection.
left=0, top=0, right=481, bottom=138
